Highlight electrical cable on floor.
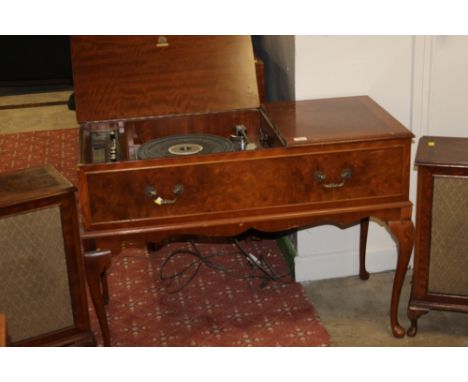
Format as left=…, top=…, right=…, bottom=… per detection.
left=160, top=239, right=292, bottom=293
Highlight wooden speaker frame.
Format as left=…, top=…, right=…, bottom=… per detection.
left=408, top=137, right=468, bottom=336
left=0, top=165, right=95, bottom=346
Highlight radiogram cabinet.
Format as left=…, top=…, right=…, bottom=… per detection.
left=71, top=36, right=415, bottom=339
left=408, top=136, right=468, bottom=336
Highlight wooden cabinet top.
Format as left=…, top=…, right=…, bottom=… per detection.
left=0, top=165, right=75, bottom=208
left=263, top=96, right=414, bottom=146
left=416, top=136, right=468, bottom=168
left=71, top=37, right=413, bottom=149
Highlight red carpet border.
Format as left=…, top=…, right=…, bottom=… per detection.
left=0, top=128, right=330, bottom=346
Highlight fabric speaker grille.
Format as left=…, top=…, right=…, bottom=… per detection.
left=428, top=176, right=468, bottom=296
left=0, top=206, right=74, bottom=343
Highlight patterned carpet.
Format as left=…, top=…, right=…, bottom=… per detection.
left=0, top=128, right=79, bottom=184
left=0, top=127, right=330, bottom=346
left=93, top=240, right=330, bottom=346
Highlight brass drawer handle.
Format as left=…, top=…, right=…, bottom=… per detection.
left=145, top=184, right=185, bottom=205
left=314, top=168, right=352, bottom=189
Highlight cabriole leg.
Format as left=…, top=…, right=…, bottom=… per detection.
left=387, top=219, right=415, bottom=338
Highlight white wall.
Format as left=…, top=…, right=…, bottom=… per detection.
left=422, top=36, right=468, bottom=138
left=294, top=35, right=413, bottom=123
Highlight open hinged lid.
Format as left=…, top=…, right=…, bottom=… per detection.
left=71, top=36, right=260, bottom=123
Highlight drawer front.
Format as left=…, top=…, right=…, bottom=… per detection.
left=82, top=144, right=407, bottom=227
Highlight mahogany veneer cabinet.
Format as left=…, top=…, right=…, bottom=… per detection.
left=0, top=165, right=95, bottom=346
left=408, top=136, right=468, bottom=336
left=71, top=36, right=415, bottom=340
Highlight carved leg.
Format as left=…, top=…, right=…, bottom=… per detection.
left=407, top=306, right=429, bottom=337
left=84, top=250, right=112, bottom=347
left=387, top=219, right=415, bottom=338
left=359, top=217, right=370, bottom=280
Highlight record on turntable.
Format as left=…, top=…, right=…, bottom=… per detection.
left=137, top=134, right=235, bottom=159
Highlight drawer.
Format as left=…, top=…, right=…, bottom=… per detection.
left=81, top=143, right=408, bottom=228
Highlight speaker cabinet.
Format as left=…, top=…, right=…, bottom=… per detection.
left=0, top=165, right=95, bottom=346
left=408, top=136, right=468, bottom=336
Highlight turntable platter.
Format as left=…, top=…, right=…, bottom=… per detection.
left=137, top=134, right=234, bottom=159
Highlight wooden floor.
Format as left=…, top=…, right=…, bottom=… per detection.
left=0, top=88, right=77, bottom=134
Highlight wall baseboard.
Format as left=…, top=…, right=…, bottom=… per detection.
left=294, top=247, right=401, bottom=282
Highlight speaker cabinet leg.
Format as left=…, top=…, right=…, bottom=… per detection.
left=387, top=219, right=415, bottom=338
left=84, top=250, right=112, bottom=347
left=407, top=306, right=429, bottom=337
left=359, top=217, right=370, bottom=280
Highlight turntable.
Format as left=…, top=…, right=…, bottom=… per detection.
left=72, top=36, right=415, bottom=338
left=137, top=134, right=234, bottom=159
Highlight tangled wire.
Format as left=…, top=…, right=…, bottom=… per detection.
left=159, top=239, right=291, bottom=293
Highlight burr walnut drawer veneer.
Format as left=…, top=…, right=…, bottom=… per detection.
left=79, top=139, right=409, bottom=232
